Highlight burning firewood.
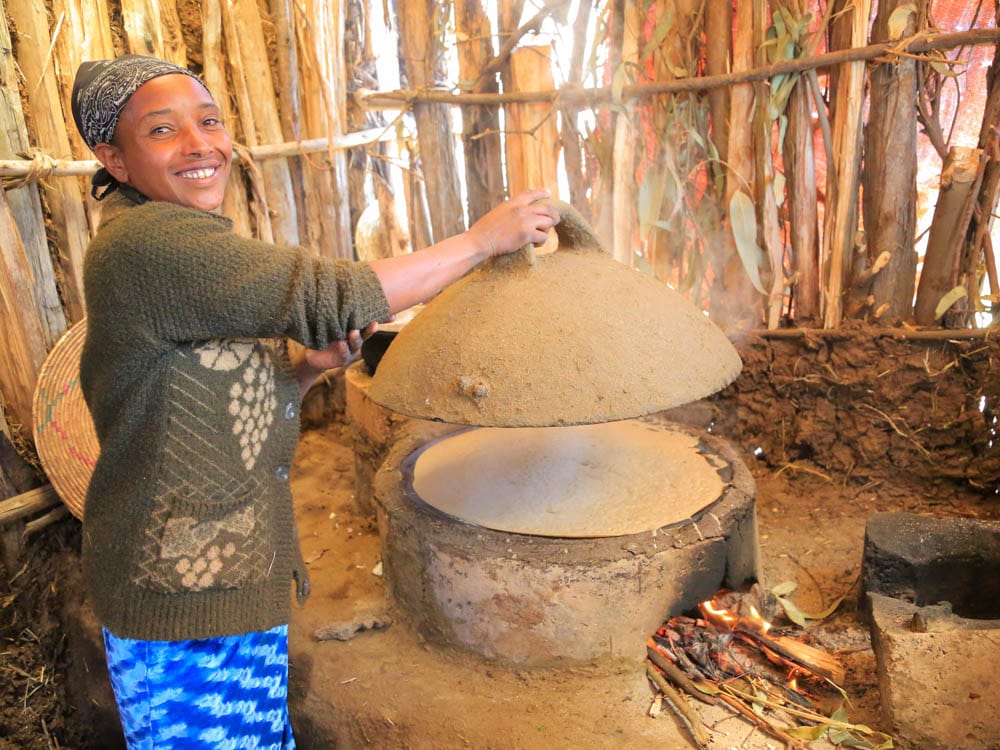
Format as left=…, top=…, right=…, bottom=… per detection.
left=644, top=588, right=893, bottom=749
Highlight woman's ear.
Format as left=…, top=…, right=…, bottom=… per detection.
left=93, top=142, right=129, bottom=183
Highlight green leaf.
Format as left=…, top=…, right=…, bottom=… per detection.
left=693, top=679, right=720, bottom=695
left=776, top=595, right=809, bottom=627
left=788, top=724, right=830, bottom=740
left=771, top=580, right=798, bottom=597
left=887, top=4, right=917, bottom=41
left=934, top=286, right=967, bottom=320
left=729, top=191, right=766, bottom=294
left=773, top=170, right=786, bottom=209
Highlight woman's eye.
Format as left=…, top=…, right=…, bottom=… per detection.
left=203, top=117, right=223, bottom=128
left=149, top=125, right=172, bottom=136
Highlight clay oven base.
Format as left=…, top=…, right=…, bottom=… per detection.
left=374, top=420, right=759, bottom=666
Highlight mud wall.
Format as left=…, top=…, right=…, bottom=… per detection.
left=674, top=327, right=1000, bottom=491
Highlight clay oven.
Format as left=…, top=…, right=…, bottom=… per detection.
left=358, top=201, right=760, bottom=665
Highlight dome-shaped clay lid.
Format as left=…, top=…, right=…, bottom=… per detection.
left=368, top=200, right=742, bottom=427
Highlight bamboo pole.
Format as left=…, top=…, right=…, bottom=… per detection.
left=822, top=0, right=872, bottom=329
left=863, top=0, right=919, bottom=322
left=222, top=0, right=299, bottom=246
left=0, top=187, right=48, bottom=446
left=202, top=0, right=254, bottom=238
left=357, top=28, right=1000, bottom=110
left=455, top=0, right=505, bottom=223
left=0, top=10, right=67, bottom=347
left=120, top=0, right=187, bottom=65
left=6, top=0, right=90, bottom=326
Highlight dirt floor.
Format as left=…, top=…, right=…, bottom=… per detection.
left=2, top=331, right=1000, bottom=749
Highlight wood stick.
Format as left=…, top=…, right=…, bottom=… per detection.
left=24, top=505, right=70, bottom=536
left=736, top=629, right=846, bottom=685
left=358, top=28, right=1000, bottom=110
left=645, top=663, right=710, bottom=749
left=0, top=485, right=60, bottom=526
left=0, top=128, right=399, bottom=179
left=646, top=646, right=717, bottom=705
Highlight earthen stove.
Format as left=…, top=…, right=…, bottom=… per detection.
left=350, top=200, right=759, bottom=668
left=862, top=511, right=1000, bottom=750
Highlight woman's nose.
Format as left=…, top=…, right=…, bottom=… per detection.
left=179, top=122, right=211, bottom=153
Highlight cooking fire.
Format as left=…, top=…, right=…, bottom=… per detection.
left=645, top=587, right=893, bottom=750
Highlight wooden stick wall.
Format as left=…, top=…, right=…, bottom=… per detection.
left=0, top=0, right=998, bottom=451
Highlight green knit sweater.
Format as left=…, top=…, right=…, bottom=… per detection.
left=80, top=189, right=390, bottom=641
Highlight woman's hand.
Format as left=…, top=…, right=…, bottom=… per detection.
left=465, top=189, right=561, bottom=258
left=370, top=189, right=560, bottom=315
left=293, top=320, right=382, bottom=395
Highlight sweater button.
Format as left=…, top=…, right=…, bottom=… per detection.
left=275, top=466, right=289, bottom=482
left=284, top=402, right=298, bottom=420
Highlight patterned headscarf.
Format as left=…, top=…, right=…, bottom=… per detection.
left=71, top=55, right=205, bottom=199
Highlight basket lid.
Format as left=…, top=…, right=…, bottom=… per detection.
left=368, top=201, right=742, bottom=427
left=32, top=319, right=96, bottom=519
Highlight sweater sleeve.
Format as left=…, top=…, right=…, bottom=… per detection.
left=84, top=200, right=391, bottom=349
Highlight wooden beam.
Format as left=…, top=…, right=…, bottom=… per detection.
left=0, top=484, right=61, bottom=526
left=358, top=28, right=1000, bottom=110
left=0, top=128, right=399, bottom=179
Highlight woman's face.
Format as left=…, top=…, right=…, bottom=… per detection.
left=95, top=74, right=232, bottom=212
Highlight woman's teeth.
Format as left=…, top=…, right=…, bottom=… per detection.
left=181, top=167, right=216, bottom=179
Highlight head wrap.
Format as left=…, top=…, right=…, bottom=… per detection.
left=71, top=55, right=205, bottom=199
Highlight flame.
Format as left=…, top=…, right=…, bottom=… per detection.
left=698, top=597, right=772, bottom=634
left=748, top=605, right=772, bottom=634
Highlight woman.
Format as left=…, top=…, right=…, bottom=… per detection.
left=71, top=54, right=558, bottom=749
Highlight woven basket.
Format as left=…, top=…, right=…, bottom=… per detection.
left=32, top=319, right=97, bottom=520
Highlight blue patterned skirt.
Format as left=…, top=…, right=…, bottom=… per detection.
left=103, top=625, right=295, bottom=749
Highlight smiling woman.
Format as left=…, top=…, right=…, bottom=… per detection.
left=92, top=75, right=232, bottom=212
left=67, top=53, right=559, bottom=750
